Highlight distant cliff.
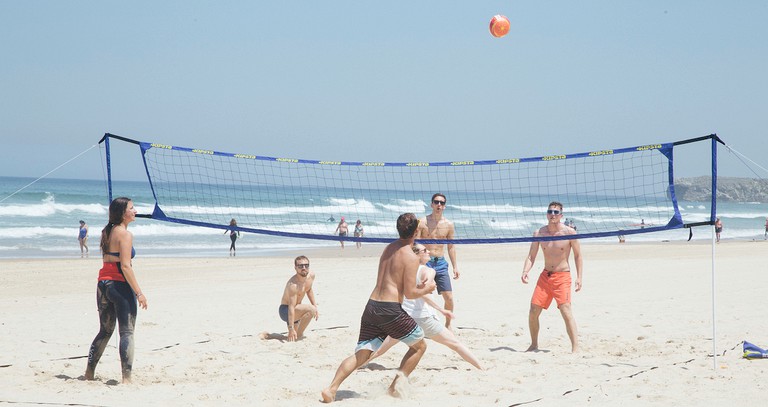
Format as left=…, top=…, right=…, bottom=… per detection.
left=674, top=177, right=768, bottom=203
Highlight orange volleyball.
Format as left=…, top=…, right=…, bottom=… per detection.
left=489, top=15, right=511, bottom=38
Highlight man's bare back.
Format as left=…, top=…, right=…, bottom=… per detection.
left=370, top=239, right=429, bottom=303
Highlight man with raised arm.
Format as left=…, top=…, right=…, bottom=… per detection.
left=415, top=193, right=459, bottom=329
left=521, top=201, right=583, bottom=353
left=321, top=213, right=436, bottom=403
left=279, top=255, right=318, bottom=342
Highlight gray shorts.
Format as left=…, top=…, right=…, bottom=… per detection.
left=413, top=315, right=445, bottom=338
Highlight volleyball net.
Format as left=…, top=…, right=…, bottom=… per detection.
left=98, top=133, right=721, bottom=243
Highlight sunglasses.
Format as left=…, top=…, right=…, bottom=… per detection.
left=296, top=263, right=310, bottom=269
left=546, top=209, right=562, bottom=215
left=432, top=200, right=446, bottom=206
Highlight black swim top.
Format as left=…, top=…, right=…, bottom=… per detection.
left=105, top=247, right=136, bottom=259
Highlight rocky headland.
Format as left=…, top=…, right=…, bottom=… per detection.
left=674, top=176, right=768, bottom=203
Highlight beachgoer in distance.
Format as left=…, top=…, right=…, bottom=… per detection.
left=225, top=218, right=240, bottom=256
left=321, top=213, right=436, bottom=403
left=366, top=243, right=483, bottom=370
left=334, top=217, right=348, bottom=250
left=279, top=256, right=319, bottom=342
left=85, top=197, right=148, bottom=384
left=78, top=220, right=89, bottom=257
left=354, top=220, right=364, bottom=249
left=415, top=193, right=459, bottom=329
left=764, top=217, right=768, bottom=240
left=715, top=217, right=723, bottom=243
left=521, top=201, right=583, bottom=353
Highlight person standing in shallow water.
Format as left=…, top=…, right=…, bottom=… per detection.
left=78, top=220, right=89, bottom=257
left=334, top=217, right=348, bottom=250
left=764, top=217, right=768, bottom=240
left=353, top=220, right=364, bottom=249
left=225, top=218, right=240, bottom=256
left=85, top=197, right=148, bottom=384
left=715, top=218, right=723, bottom=243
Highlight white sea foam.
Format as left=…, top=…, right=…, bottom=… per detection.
left=452, top=203, right=527, bottom=214
left=0, top=201, right=107, bottom=217
left=375, top=199, right=427, bottom=214
left=161, top=198, right=381, bottom=217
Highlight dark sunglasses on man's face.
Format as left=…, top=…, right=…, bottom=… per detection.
left=296, top=263, right=310, bottom=269
left=547, top=209, right=561, bottom=215
left=433, top=200, right=446, bottom=206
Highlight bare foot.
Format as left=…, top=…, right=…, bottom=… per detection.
left=387, top=371, right=409, bottom=398
left=525, top=344, right=539, bottom=352
left=84, top=369, right=94, bottom=380
left=320, top=388, right=335, bottom=403
left=258, top=331, right=269, bottom=340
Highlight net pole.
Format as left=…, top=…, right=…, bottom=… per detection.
left=711, top=224, right=717, bottom=370
left=104, top=134, right=113, bottom=204
left=710, top=135, right=718, bottom=370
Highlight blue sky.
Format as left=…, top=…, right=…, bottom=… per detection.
left=1, top=1, right=766, bottom=181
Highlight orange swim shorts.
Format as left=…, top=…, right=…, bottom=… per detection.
left=531, top=270, right=572, bottom=309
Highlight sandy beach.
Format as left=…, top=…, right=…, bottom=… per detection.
left=1, top=241, right=767, bottom=406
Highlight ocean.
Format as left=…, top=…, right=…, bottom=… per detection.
left=1, top=176, right=766, bottom=259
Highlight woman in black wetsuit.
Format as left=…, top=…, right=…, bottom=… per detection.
left=85, top=197, right=148, bottom=384
left=225, top=218, right=240, bottom=256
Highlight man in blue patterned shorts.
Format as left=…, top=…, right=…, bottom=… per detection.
left=415, top=193, right=459, bottom=329
left=321, top=213, right=436, bottom=403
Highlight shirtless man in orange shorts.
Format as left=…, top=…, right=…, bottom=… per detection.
left=521, top=201, right=583, bottom=353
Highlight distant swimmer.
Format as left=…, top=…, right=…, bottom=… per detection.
left=354, top=220, right=364, bottom=249
left=715, top=218, right=723, bottom=243
left=225, top=218, right=240, bottom=256
left=334, top=217, right=348, bottom=250
left=629, top=219, right=651, bottom=228
left=78, top=220, right=89, bottom=257
left=764, top=217, right=767, bottom=240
